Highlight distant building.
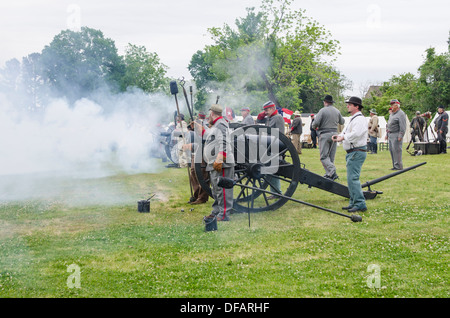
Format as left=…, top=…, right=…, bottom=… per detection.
left=365, top=86, right=382, bottom=99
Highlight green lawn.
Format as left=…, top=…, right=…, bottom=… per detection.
left=0, top=147, right=448, bottom=298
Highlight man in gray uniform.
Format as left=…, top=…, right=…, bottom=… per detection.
left=261, top=101, right=285, bottom=198
left=203, top=104, right=235, bottom=221
left=311, top=95, right=345, bottom=180
left=240, top=107, right=255, bottom=126
left=386, top=99, right=407, bottom=170
left=435, top=105, right=448, bottom=154
left=263, top=101, right=285, bottom=132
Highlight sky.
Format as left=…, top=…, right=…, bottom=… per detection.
left=0, top=0, right=449, bottom=97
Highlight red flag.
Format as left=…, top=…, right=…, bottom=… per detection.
left=224, top=107, right=235, bottom=121
left=282, top=108, right=293, bottom=124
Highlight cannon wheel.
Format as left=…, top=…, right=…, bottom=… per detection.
left=194, top=124, right=301, bottom=213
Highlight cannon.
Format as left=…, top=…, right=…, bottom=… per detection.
left=193, top=124, right=426, bottom=221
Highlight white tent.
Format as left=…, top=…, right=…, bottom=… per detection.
left=424, top=111, right=450, bottom=142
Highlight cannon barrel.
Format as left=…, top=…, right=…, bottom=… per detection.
left=232, top=133, right=287, bottom=163
left=361, top=162, right=427, bottom=189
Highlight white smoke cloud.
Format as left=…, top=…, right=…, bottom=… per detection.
left=0, top=88, right=177, bottom=204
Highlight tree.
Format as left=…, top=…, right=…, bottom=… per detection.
left=120, top=44, right=169, bottom=93
left=0, top=58, right=21, bottom=93
left=189, top=0, right=345, bottom=113
left=418, top=47, right=450, bottom=108
left=363, top=40, right=450, bottom=120
left=21, top=53, right=46, bottom=110
left=39, top=27, right=124, bottom=102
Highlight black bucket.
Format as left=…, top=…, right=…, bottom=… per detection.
left=138, top=200, right=150, bottom=213
left=138, top=194, right=155, bottom=213
left=203, top=216, right=217, bottom=232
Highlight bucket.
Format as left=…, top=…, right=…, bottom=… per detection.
left=138, top=200, right=150, bottom=213
left=203, top=216, right=217, bottom=232
left=137, top=194, right=156, bottom=213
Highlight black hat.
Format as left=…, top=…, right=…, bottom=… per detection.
left=438, top=105, right=445, bottom=109
left=345, top=96, right=363, bottom=108
left=323, top=95, right=334, bottom=103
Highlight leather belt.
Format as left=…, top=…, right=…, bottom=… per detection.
left=346, top=148, right=367, bottom=154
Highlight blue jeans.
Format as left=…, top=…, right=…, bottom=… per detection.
left=345, top=150, right=367, bottom=209
left=369, top=136, right=377, bottom=153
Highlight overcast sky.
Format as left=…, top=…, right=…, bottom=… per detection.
left=0, top=0, right=448, bottom=96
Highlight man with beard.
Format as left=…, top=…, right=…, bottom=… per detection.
left=203, top=104, right=235, bottom=221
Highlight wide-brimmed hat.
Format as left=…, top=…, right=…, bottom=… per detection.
left=370, top=109, right=377, bottom=114
left=209, top=104, right=223, bottom=113
left=293, top=110, right=301, bottom=116
left=345, top=96, right=363, bottom=107
left=323, top=95, right=334, bottom=103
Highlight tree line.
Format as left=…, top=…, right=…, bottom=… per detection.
left=0, top=27, right=170, bottom=111
left=0, top=0, right=448, bottom=121
left=363, top=42, right=450, bottom=119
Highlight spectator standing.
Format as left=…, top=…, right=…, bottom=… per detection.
left=368, top=109, right=379, bottom=154
left=290, top=111, right=303, bottom=154
left=386, top=99, right=407, bottom=170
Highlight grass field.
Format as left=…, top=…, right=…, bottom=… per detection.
left=0, top=146, right=448, bottom=298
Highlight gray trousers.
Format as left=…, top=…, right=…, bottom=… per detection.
left=210, top=166, right=234, bottom=220
left=388, top=133, right=403, bottom=170
left=319, top=131, right=337, bottom=177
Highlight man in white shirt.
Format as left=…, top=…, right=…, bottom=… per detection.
left=332, top=96, right=368, bottom=213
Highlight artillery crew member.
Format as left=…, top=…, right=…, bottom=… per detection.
left=410, top=111, right=426, bottom=142
left=386, top=99, right=407, bottom=170
left=175, top=113, right=189, bottom=168
left=257, top=101, right=285, bottom=198
left=332, top=96, right=368, bottom=213
left=434, top=105, right=448, bottom=154
left=290, top=111, right=303, bottom=154
left=240, top=107, right=255, bottom=126
left=368, top=109, right=379, bottom=154
left=203, top=104, right=235, bottom=221
left=311, top=95, right=345, bottom=180
left=183, top=119, right=210, bottom=205
left=198, top=112, right=209, bottom=129
left=262, top=101, right=285, bottom=133
left=310, top=114, right=317, bottom=148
